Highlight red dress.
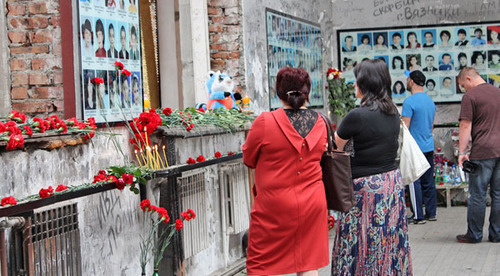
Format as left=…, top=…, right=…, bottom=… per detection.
left=242, top=109, right=329, bottom=275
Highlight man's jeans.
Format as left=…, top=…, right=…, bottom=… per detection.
left=409, top=151, right=437, bottom=220
left=467, top=157, right=500, bottom=241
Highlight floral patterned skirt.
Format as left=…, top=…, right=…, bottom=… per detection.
left=331, top=169, right=412, bottom=276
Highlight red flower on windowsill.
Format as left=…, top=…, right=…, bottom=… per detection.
left=1, top=196, right=17, bottom=206
left=55, top=184, right=68, bottom=192
left=186, top=157, right=196, bottom=164
left=39, top=186, right=54, bottom=198
left=214, top=151, right=222, bottom=158
left=196, top=155, right=205, bottom=163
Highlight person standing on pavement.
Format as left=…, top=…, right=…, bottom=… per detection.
left=402, top=70, right=437, bottom=224
left=456, top=67, right=500, bottom=243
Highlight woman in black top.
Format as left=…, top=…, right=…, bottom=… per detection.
left=331, top=59, right=412, bottom=275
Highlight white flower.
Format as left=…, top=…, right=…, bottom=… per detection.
left=327, top=73, right=334, bottom=80
left=338, top=72, right=343, bottom=79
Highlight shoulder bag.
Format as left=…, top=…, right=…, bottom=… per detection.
left=398, top=119, right=431, bottom=185
left=319, top=113, right=355, bottom=212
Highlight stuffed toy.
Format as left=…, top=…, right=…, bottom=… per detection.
left=202, top=71, right=242, bottom=110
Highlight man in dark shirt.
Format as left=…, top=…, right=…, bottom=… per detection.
left=456, top=67, right=500, bottom=243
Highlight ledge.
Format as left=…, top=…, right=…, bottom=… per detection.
left=156, top=123, right=251, bottom=138
left=0, top=132, right=90, bottom=152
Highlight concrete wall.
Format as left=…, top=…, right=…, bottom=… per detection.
left=0, top=128, right=149, bottom=275
left=331, top=0, right=500, bottom=159
left=242, top=0, right=335, bottom=114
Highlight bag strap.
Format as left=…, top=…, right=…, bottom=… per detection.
left=319, top=113, right=338, bottom=151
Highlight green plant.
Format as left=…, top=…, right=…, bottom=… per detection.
left=326, top=68, right=356, bottom=117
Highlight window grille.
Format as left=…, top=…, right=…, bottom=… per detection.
left=220, top=162, right=250, bottom=235
left=177, top=170, right=209, bottom=258
left=24, top=203, right=82, bottom=276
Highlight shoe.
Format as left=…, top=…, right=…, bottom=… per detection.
left=456, top=234, right=481, bottom=244
left=488, top=236, right=500, bottom=243
left=413, top=219, right=427, bottom=225
left=426, top=216, right=437, bottom=221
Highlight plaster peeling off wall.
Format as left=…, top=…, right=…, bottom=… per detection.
left=242, top=0, right=335, bottom=114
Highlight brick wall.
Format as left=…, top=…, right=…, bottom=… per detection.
left=6, top=0, right=63, bottom=117
left=207, top=0, right=245, bottom=93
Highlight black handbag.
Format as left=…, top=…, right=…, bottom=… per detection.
left=319, top=113, right=355, bottom=212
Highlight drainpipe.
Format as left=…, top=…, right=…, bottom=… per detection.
left=0, top=217, right=26, bottom=276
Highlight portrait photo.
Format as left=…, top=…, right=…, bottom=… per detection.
left=439, top=52, right=454, bottom=71
left=390, top=55, right=405, bottom=71
left=454, top=28, right=469, bottom=46
left=421, top=29, right=436, bottom=48
left=389, top=30, right=404, bottom=50
left=405, top=30, right=421, bottom=49
left=105, top=20, right=119, bottom=59
left=471, top=51, right=487, bottom=70
left=406, top=54, right=421, bottom=71
left=439, top=76, right=455, bottom=98
left=437, top=28, right=454, bottom=47
left=486, top=25, right=500, bottom=45
left=424, top=78, right=438, bottom=97
left=373, top=32, right=388, bottom=50
left=80, top=17, right=94, bottom=58
left=422, top=54, right=438, bottom=72
left=83, top=69, right=96, bottom=110
left=488, top=50, right=500, bottom=69
left=470, top=26, right=487, bottom=45
left=357, top=32, right=373, bottom=51
left=95, top=70, right=109, bottom=109
left=341, top=33, right=357, bottom=52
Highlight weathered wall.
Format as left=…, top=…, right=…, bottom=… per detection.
left=242, top=0, right=335, bottom=114
left=331, top=0, right=500, bottom=159
left=0, top=128, right=148, bottom=275
left=5, top=0, right=64, bottom=117
left=208, top=0, right=245, bottom=94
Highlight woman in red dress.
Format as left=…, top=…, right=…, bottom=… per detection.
left=242, top=67, right=329, bottom=276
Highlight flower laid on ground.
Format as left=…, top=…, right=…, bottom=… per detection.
left=39, top=186, right=54, bottom=199
left=162, top=108, right=172, bottom=116
left=196, top=155, right=205, bottom=163
left=1, top=196, right=17, bottom=206
left=214, top=151, right=222, bottom=158
left=0, top=111, right=97, bottom=151
left=139, top=199, right=195, bottom=274
left=326, top=68, right=356, bottom=117
left=186, top=157, right=196, bottom=164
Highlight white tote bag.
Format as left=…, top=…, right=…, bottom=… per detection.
left=399, top=121, right=431, bottom=185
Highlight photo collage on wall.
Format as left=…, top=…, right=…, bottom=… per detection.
left=265, top=9, right=323, bottom=109
left=338, top=22, right=500, bottom=104
left=78, top=0, right=143, bottom=123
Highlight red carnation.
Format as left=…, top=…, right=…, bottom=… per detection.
left=93, top=174, right=107, bottom=183
left=140, top=199, right=151, bottom=212
left=196, top=155, right=205, bottom=163
left=214, top=151, right=222, bottom=158
left=93, top=77, right=104, bottom=84
left=121, top=174, right=134, bottom=185
left=156, top=207, right=170, bottom=223
left=130, top=132, right=150, bottom=151
left=196, top=108, right=205, bottom=113
left=0, top=122, right=5, bottom=133
left=1, top=196, right=17, bottom=206
left=55, top=184, right=68, bottom=192
left=186, top=157, right=196, bottom=164
left=115, top=61, right=124, bottom=70
left=98, top=170, right=107, bottom=176
left=121, top=69, right=131, bottom=77
left=162, top=108, right=172, bottom=116
left=22, top=125, right=33, bottom=137
left=39, top=186, right=54, bottom=198
left=181, top=212, right=191, bottom=221
left=227, top=151, right=235, bottom=156
left=9, top=110, right=27, bottom=123
left=115, top=179, right=126, bottom=190
left=175, top=219, right=183, bottom=230
left=187, top=208, right=196, bottom=219
left=5, top=121, right=21, bottom=135
left=106, top=175, right=118, bottom=182
left=6, top=134, right=24, bottom=150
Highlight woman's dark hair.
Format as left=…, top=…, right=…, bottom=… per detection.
left=95, top=19, right=105, bottom=45
left=392, top=81, right=406, bottom=94
left=361, top=34, right=370, bottom=43
left=82, top=19, right=93, bottom=45
left=458, top=52, right=467, bottom=60
left=131, top=25, right=137, bottom=38
left=426, top=79, right=436, bottom=87
left=407, top=31, right=417, bottom=42
left=353, top=59, right=397, bottom=115
left=440, top=30, right=451, bottom=39
left=375, top=33, right=385, bottom=44
left=471, top=51, right=485, bottom=64
left=392, top=56, right=404, bottom=69
left=276, top=67, right=311, bottom=110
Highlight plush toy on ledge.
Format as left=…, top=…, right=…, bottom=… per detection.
left=199, top=71, right=242, bottom=110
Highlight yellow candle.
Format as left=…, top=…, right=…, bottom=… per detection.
left=146, top=146, right=153, bottom=170
left=140, top=149, right=147, bottom=168
left=135, top=150, right=143, bottom=167
left=154, top=145, right=163, bottom=170
left=162, top=145, right=169, bottom=168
